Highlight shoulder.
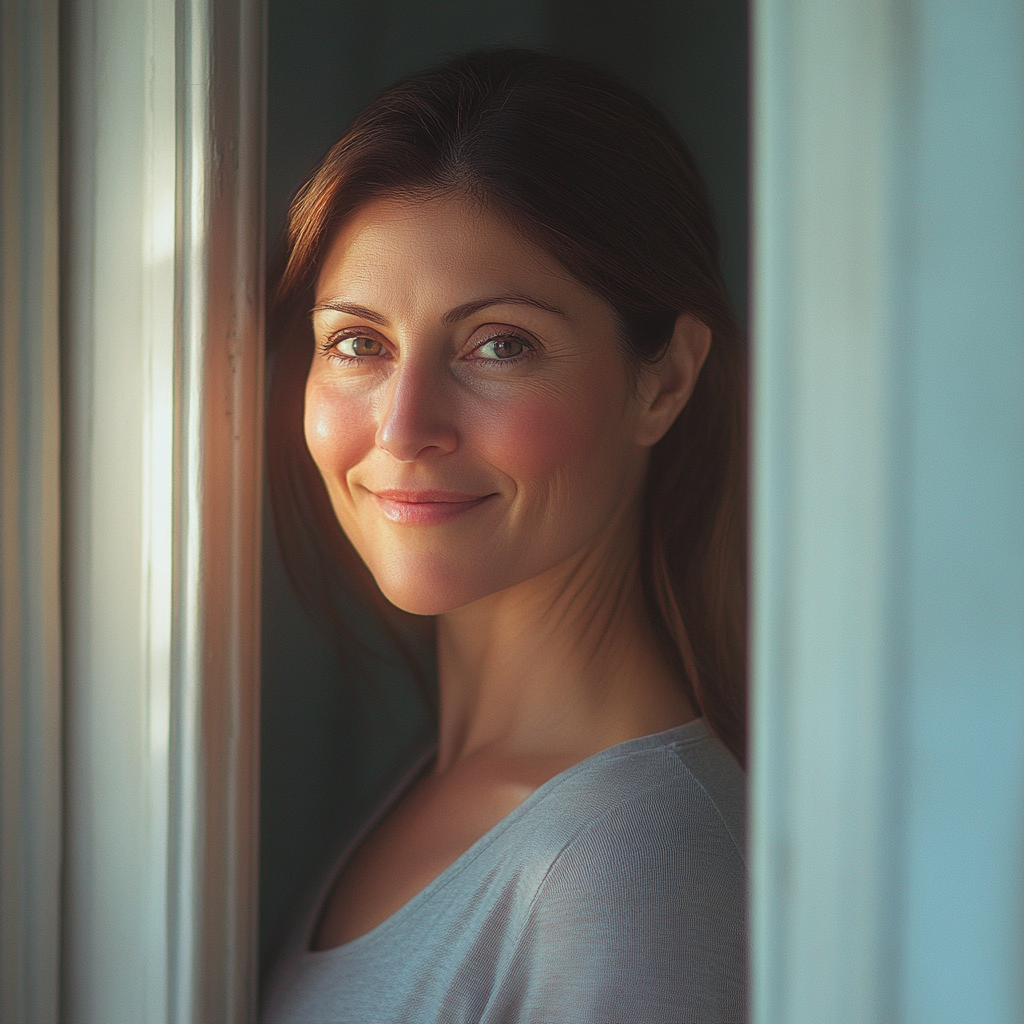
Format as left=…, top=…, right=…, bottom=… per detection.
left=484, top=723, right=747, bottom=1023
left=534, top=720, right=746, bottom=913
left=530, top=718, right=746, bottom=875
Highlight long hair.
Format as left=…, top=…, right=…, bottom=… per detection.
left=267, top=49, right=748, bottom=764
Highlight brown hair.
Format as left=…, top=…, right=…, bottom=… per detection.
left=267, top=49, right=747, bottom=764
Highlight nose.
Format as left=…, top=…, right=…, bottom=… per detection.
left=375, top=354, right=459, bottom=461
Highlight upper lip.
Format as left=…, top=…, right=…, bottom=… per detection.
left=371, top=488, right=492, bottom=503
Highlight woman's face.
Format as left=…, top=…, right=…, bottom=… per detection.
left=306, top=196, right=668, bottom=616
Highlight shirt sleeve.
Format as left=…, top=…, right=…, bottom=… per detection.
left=480, top=775, right=748, bottom=1024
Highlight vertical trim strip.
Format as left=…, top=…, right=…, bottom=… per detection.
left=751, top=3, right=900, bottom=1022
left=0, top=1, right=62, bottom=1021
left=172, top=1, right=264, bottom=1020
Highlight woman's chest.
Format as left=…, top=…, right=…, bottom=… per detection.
left=264, top=878, right=534, bottom=1024
left=311, top=760, right=546, bottom=949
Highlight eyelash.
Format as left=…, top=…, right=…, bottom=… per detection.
left=319, top=332, right=388, bottom=366
left=317, top=329, right=538, bottom=367
left=470, top=330, right=536, bottom=367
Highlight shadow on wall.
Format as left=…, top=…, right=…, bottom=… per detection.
left=261, top=0, right=749, bottom=977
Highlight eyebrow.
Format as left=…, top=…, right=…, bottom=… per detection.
left=311, top=300, right=389, bottom=325
left=441, top=294, right=569, bottom=325
left=311, top=294, right=569, bottom=326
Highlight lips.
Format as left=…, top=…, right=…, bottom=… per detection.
left=370, top=488, right=496, bottom=525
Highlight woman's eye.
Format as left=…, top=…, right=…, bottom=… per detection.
left=335, top=334, right=385, bottom=358
left=475, top=335, right=529, bottom=361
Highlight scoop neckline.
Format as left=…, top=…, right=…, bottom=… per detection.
left=300, top=716, right=711, bottom=959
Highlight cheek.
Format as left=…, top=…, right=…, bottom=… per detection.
left=303, top=382, right=375, bottom=484
left=477, top=374, right=629, bottom=488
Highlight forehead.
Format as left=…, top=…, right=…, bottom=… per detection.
left=314, top=195, right=588, bottom=310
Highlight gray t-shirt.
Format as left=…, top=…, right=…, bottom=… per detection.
left=261, top=718, right=747, bottom=1023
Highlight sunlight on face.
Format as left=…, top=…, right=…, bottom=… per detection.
left=305, top=195, right=654, bottom=616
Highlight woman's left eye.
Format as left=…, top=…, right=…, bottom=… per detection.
left=474, top=334, right=530, bottom=361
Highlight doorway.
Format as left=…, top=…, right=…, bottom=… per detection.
left=259, top=0, right=750, bottom=975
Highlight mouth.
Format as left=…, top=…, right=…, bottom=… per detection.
left=370, top=489, right=496, bottom=525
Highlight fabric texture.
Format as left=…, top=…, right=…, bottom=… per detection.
left=261, top=717, right=747, bottom=1024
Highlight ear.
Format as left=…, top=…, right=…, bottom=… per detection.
left=633, top=314, right=712, bottom=447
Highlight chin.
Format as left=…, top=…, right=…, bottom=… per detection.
left=375, top=582, right=474, bottom=618
left=369, top=557, right=504, bottom=617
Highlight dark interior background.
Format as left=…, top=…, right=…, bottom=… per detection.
left=261, top=0, right=749, bottom=977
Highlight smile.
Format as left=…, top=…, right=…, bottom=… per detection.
left=370, top=489, right=496, bottom=525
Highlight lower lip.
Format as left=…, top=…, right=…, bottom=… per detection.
left=372, top=493, right=494, bottom=525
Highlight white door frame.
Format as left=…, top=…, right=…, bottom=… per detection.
left=751, top=4, right=1024, bottom=1023
left=59, top=0, right=263, bottom=1021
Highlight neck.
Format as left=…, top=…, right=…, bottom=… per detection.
left=432, top=507, right=695, bottom=774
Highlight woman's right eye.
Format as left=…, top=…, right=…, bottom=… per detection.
left=333, top=334, right=386, bottom=358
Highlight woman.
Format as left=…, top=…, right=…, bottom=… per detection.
left=262, top=49, right=747, bottom=1023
